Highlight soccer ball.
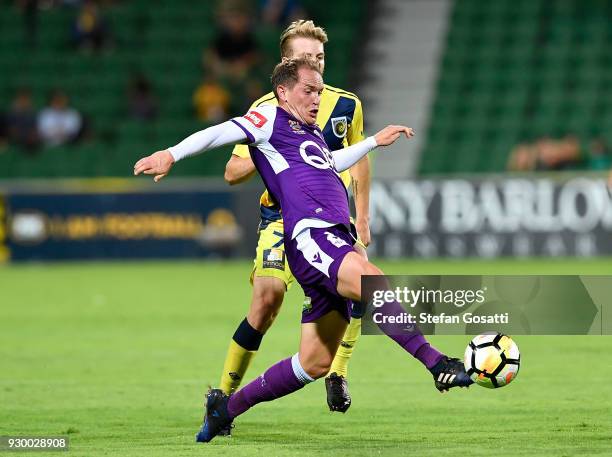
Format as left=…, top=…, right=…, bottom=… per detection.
left=464, top=333, right=520, bottom=388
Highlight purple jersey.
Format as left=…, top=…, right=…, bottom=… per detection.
left=231, top=105, right=351, bottom=239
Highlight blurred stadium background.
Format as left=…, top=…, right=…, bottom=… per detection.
left=1, top=0, right=611, bottom=261
left=1, top=1, right=612, bottom=455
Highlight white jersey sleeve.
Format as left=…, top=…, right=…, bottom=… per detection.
left=332, top=136, right=377, bottom=172
left=230, top=105, right=277, bottom=146
left=167, top=121, right=248, bottom=162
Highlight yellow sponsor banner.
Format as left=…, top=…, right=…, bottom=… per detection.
left=4, top=188, right=251, bottom=261
left=45, top=213, right=205, bottom=240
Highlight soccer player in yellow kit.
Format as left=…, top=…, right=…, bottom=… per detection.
left=220, top=20, right=370, bottom=417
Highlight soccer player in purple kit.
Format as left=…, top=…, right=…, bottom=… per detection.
left=133, top=57, right=472, bottom=443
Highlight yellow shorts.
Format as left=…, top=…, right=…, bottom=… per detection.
left=250, top=220, right=295, bottom=289
left=250, top=218, right=365, bottom=289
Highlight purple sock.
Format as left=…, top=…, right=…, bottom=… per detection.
left=227, top=356, right=312, bottom=418
left=377, top=300, right=444, bottom=369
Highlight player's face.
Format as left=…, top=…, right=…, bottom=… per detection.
left=287, top=37, right=325, bottom=73
left=284, top=68, right=323, bottom=125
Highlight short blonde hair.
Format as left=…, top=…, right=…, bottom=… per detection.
left=271, top=57, right=322, bottom=99
left=279, top=20, right=328, bottom=58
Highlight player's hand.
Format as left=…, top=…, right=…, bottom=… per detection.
left=374, top=125, right=414, bottom=147
left=355, top=217, right=371, bottom=247
left=133, top=149, right=175, bottom=182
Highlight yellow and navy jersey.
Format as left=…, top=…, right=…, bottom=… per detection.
left=232, top=84, right=365, bottom=228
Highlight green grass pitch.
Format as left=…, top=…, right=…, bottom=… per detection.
left=1, top=258, right=612, bottom=456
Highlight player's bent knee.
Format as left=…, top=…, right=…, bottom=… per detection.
left=338, top=255, right=387, bottom=301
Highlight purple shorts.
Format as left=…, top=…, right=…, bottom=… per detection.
left=285, top=224, right=357, bottom=323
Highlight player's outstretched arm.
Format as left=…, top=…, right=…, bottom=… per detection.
left=133, top=149, right=175, bottom=183
left=347, top=99, right=372, bottom=246
left=374, top=125, right=415, bottom=146
left=133, top=121, right=248, bottom=182
left=350, top=156, right=371, bottom=246
left=332, top=125, right=414, bottom=172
